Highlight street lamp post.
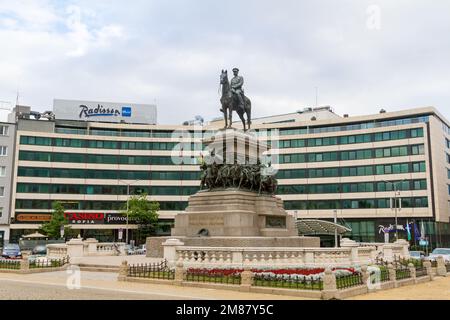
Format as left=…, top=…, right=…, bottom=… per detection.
left=384, top=179, right=405, bottom=240
left=118, top=179, right=144, bottom=245
left=333, top=209, right=338, bottom=248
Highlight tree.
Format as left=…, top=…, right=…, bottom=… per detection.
left=39, top=201, right=71, bottom=239
left=120, top=193, right=159, bottom=243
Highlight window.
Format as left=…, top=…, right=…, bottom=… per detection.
left=0, top=146, right=7, bottom=156
left=411, top=145, right=425, bottom=155
left=0, top=126, right=9, bottom=135
left=0, top=187, right=4, bottom=196
left=0, top=166, right=5, bottom=177
left=0, top=207, right=2, bottom=218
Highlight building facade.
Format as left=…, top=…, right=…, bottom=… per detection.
left=0, top=121, right=16, bottom=246
left=6, top=105, right=450, bottom=247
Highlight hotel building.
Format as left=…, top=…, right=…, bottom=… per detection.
left=5, top=100, right=450, bottom=247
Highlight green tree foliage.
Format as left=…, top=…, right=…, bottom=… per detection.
left=121, top=193, right=160, bottom=242
left=39, top=201, right=71, bottom=239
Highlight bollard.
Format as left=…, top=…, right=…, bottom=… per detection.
left=387, top=263, right=397, bottom=287
left=240, top=267, right=253, bottom=292
left=19, top=252, right=30, bottom=274
left=423, top=260, right=433, bottom=280
left=361, top=265, right=369, bottom=285
left=118, top=260, right=128, bottom=281
left=408, top=263, right=416, bottom=283
left=321, top=267, right=338, bottom=300
left=174, top=261, right=184, bottom=286
left=436, top=256, right=447, bottom=277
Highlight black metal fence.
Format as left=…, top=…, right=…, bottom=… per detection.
left=185, top=269, right=241, bottom=285
left=127, top=260, right=175, bottom=280
left=336, top=272, right=363, bottom=290
left=0, top=259, right=20, bottom=270
left=29, top=256, right=70, bottom=269
left=252, top=274, right=323, bottom=290
left=395, top=268, right=411, bottom=280
left=379, top=268, right=390, bottom=282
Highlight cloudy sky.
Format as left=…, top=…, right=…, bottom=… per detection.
left=0, top=0, right=449, bottom=124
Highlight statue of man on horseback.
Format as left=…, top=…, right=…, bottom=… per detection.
left=219, top=68, right=252, bottom=131
left=230, top=68, right=245, bottom=113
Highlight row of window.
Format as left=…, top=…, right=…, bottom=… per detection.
left=15, top=197, right=429, bottom=211
left=18, top=144, right=424, bottom=165
left=18, top=151, right=198, bottom=165
left=16, top=184, right=200, bottom=196
left=277, top=162, right=426, bottom=179
left=18, top=161, right=426, bottom=181
left=20, top=136, right=186, bottom=151
left=15, top=200, right=189, bottom=211
left=52, top=116, right=429, bottom=138
left=279, top=144, right=424, bottom=164
left=54, top=128, right=220, bottom=140
left=284, top=197, right=429, bottom=210
left=276, top=180, right=427, bottom=194
left=278, top=116, right=429, bottom=135
left=17, top=167, right=201, bottom=180
left=278, top=128, right=423, bottom=148
left=21, top=128, right=424, bottom=150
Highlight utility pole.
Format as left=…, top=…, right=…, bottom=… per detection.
left=334, top=209, right=338, bottom=248
left=385, top=180, right=404, bottom=241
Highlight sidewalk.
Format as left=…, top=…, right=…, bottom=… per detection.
left=347, top=276, right=450, bottom=300
left=0, top=271, right=309, bottom=300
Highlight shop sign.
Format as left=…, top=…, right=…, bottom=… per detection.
left=105, top=213, right=137, bottom=224
left=16, top=214, right=52, bottom=222
left=65, top=212, right=105, bottom=224
left=378, top=224, right=405, bottom=234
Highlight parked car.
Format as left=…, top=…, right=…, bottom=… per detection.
left=1, top=244, right=22, bottom=259
left=410, top=250, right=426, bottom=260
left=31, top=245, right=47, bottom=256
left=135, top=245, right=147, bottom=255
left=428, top=248, right=450, bottom=262
left=126, top=244, right=146, bottom=255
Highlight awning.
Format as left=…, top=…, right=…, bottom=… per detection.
left=296, top=219, right=351, bottom=236
left=21, top=232, right=48, bottom=239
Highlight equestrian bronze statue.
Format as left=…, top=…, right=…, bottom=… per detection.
left=219, top=68, right=252, bottom=131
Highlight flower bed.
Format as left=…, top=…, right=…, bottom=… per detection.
left=185, top=266, right=359, bottom=289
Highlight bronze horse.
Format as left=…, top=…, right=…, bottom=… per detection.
left=219, top=70, right=251, bottom=131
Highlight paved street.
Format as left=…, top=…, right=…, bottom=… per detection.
left=0, top=271, right=305, bottom=300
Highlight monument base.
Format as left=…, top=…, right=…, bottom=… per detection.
left=172, top=189, right=298, bottom=237
left=146, top=236, right=320, bottom=258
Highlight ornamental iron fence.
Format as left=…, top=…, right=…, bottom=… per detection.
left=252, top=273, right=323, bottom=291
left=127, top=260, right=175, bottom=280
left=336, top=272, right=363, bottom=290
left=29, top=256, right=70, bottom=269
left=0, top=259, right=21, bottom=270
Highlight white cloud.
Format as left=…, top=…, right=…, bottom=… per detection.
left=0, top=0, right=449, bottom=124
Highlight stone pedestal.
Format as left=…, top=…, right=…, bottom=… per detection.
left=172, top=190, right=297, bottom=237
left=66, top=238, right=85, bottom=258
left=84, top=238, right=99, bottom=255
left=162, top=239, right=185, bottom=266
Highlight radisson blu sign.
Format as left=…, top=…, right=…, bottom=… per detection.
left=53, top=99, right=157, bottom=124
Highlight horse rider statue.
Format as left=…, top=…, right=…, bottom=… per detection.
left=230, top=67, right=245, bottom=112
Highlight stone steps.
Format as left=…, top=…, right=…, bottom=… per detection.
left=76, top=264, right=120, bottom=273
